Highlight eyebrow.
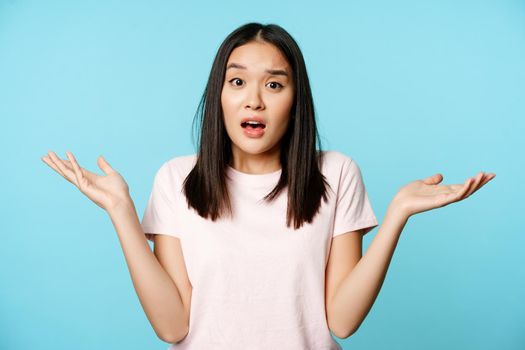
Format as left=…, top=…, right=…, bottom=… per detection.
left=226, top=62, right=289, bottom=77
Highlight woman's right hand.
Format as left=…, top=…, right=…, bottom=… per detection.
left=42, top=151, right=131, bottom=212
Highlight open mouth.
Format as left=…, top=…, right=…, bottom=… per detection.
left=241, top=121, right=266, bottom=130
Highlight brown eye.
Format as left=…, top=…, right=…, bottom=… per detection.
left=267, top=82, right=283, bottom=90
left=229, top=78, right=243, bottom=86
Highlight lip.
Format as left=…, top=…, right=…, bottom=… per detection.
left=243, top=125, right=265, bottom=138
left=240, top=115, right=267, bottom=138
left=240, top=116, right=267, bottom=126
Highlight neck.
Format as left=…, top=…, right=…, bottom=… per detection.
left=230, top=144, right=281, bottom=174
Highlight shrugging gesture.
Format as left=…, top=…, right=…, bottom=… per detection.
left=41, top=151, right=131, bottom=212
left=392, top=171, right=496, bottom=219
left=329, top=170, right=496, bottom=338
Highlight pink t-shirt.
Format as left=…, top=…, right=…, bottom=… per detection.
left=141, top=150, right=378, bottom=350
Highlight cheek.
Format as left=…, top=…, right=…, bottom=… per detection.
left=221, top=90, right=242, bottom=115
left=220, top=90, right=228, bottom=112
left=221, top=93, right=234, bottom=123
left=221, top=92, right=240, bottom=137
left=274, top=93, right=294, bottom=119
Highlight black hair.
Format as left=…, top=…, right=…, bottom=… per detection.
left=183, top=22, right=331, bottom=230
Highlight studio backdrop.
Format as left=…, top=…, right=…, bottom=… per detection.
left=1, top=0, right=523, bottom=349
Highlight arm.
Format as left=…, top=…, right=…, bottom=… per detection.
left=108, top=200, right=189, bottom=343
left=327, top=204, right=407, bottom=338
left=42, top=151, right=189, bottom=342
left=327, top=171, right=495, bottom=338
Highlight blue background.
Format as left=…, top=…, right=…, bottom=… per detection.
left=1, top=0, right=523, bottom=349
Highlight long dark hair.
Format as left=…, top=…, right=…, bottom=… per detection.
left=183, top=22, right=331, bottom=230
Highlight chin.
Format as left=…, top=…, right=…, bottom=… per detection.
left=232, top=142, right=273, bottom=155
left=238, top=146, right=269, bottom=155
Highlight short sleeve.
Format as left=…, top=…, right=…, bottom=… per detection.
left=141, top=162, right=181, bottom=242
left=332, top=157, right=378, bottom=237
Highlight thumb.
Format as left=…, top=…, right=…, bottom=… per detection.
left=422, top=173, right=443, bottom=185
left=97, top=155, right=115, bottom=175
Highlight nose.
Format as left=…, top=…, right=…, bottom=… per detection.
left=244, top=86, right=264, bottom=111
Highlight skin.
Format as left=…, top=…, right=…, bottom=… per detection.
left=41, top=40, right=496, bottom=340
left=326, top=171, right=495, bottom=338
left=221, top=40, right=294, bottom=174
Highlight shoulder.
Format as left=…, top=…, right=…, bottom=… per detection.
left=318, top=150, right=356, bottom=174
left=319, top=150, right=353, bottom=164
left=165, top=153, right=197, bottom=173
left=155, top=153, right=197, bottom=183
left=318, top=150, right=370, bottom=190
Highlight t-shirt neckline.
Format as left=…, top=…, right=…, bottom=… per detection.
left=226, top=165, right=282, bottom=187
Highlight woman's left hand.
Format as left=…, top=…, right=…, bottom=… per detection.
left=391, top=171, right=496, bottom=219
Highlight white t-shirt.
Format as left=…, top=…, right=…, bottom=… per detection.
left=141, top=150, right=379, bottom=349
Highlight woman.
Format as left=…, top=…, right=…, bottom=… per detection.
left=41, top=23, right=495, bottom=349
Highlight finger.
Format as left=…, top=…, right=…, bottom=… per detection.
left=423, top=173, right=443, bottom=185
left=66, top=151, right=83, bottom=189
left=48, top=151, right=79, bottom=187
left=447, top=173, right=494, bottom=194
left=60, top=158, right=92, bottom=178
left=468, top=171, right=493, bottom=197
left=59, top=159, right=74, bottom=171
left=97, top=155, right=115, bottom=175
left=464, top=172, right=484, bottom=197
left=433, top=176, right=472, bottom=207
left=456, top=176, right=476, bottom=201
left=45, top=153, right=91, bottom=184
left=42, top=156, right=69, bottom=181
left=471, top=172, right=496, bottom=193
left=479, top=173, right=496, bottom=188
left=45, top=152, right=68, bottom=179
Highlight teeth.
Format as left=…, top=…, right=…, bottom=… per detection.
left=241, top=120, right=266, bottom=129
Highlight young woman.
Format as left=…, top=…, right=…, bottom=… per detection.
left=42, top=23, right=495, bottom=349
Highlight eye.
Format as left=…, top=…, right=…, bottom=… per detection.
left=228, top=78, right=244, bottom=87
left=267, top=81, right=283, bottom=90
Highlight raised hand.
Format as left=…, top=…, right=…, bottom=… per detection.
left=391, top=171, right=496, bottom=219
left=42, top=151, right=131, bottom=212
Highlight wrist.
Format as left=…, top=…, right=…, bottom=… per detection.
left=387, top=198, right=411, bottom=223
left=107, top=195, right=135, bottom=216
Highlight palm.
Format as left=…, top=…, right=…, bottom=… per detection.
left=76, top=167, right=128, bottom=209
left=42, top=151, right=130, bottom=211
left=393, top=172, right=496, bottom=218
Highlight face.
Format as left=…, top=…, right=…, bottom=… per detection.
left=221, top=40, right=294, bottom=163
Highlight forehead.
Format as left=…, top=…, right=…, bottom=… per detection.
left=226, top=41, right=290, bottom=70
